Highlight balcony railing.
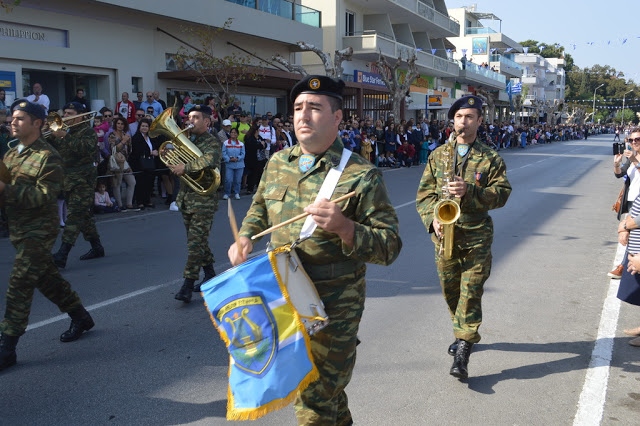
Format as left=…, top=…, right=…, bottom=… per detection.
left=465, top=26, right=497, bottom=35
left=224, top=0, right=321, bottom=27
left=391, top=0, right=460, bottom=35
left=458, top=61, right=506, bottom=84
left=490, top=54, right=522, bottom=71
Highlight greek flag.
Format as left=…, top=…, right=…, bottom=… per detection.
left=512, top=82, right=522, bottom=94
left=201, top=250, right=318, bottom=421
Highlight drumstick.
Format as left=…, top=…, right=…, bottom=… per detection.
left=251, top=191, right=356, bottom=240
left=228, top=198, right=240, bottom=249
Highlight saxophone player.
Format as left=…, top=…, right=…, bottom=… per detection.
left=416, top=95, right=511, bottom=379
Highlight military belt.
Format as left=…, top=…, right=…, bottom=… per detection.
left=458, top=212, right=489, bottom=224
left=303, top=259, right=364, bottom=281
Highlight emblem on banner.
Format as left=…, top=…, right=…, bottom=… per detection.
left=216, top=292, right=278, bottom=378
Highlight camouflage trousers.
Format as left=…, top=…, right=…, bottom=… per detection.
left=181, top=209, right=215, bottom=280
left=432, top=221, right=493, bottom=344
left=1, top=235, right=82, bottom=336
left=62, top=182, right=99, bottom=245
left=293, top=267, right=365, bottom=426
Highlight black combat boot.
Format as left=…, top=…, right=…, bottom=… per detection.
left=193, top=265, right=216, bottom=293
left=175, top=279, right=195, bottom=303
left=53, top=242, right=73, bottom=269
left=450, top=339, right=473, bottom=379
left=79, top=239, right=105, bottom=261
left=448, top=338, right=460, bottom=356
left=0, top=333, right=19, bottom=371
left=60, top=307, right=95, bottom=342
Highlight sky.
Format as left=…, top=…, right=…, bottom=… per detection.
left=447, top=0, right=640, bottom=83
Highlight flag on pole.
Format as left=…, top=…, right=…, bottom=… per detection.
left=201, top=248, right=319, bottom=421
left=512, top=82, right=522, bottom=94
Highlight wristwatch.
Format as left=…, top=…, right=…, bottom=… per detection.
left=624, top=222, right=629, bottom=231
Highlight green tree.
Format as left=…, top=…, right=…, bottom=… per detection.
left=614, top=109, right=637, bottom=125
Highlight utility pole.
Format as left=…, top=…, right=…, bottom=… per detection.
left=592, top=83, right=604, bottom=124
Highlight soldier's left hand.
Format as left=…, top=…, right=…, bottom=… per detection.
left=169, top=163, right=185, bottom=176
left=448, top=176, right=467, bottom=198
left=304, top=198, right=355, bottom=247
left=52, top=129, right=67, bottom=139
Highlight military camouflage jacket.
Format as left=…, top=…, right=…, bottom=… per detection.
left=239, top=137, right=401, bottom=267
left=47, top=123, right=98, bottom=191
left=2, top=136, right=63, bottom=240
left=176, top=130, right=221, bottom=212
left=416, top=137, right=511, bottom=231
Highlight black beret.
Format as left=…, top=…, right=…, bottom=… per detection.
left=290, top=75, right=345, bottom=103
left=63, top=101, right=85, bottom=113
left=10, top=100, right=46, bottom=120
left=448, top=95, right=483, bottom=119
left=187, top=104, right=212, bottom=116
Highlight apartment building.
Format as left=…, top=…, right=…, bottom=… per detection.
left=0, top=0, right=322, bottom=114
left=515, top=53, right=566, bottom=122
left=301, top=0, right=460, bottom=120
left=446, top=5, right=523, bottom=122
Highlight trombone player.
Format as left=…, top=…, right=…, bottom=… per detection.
left=49, top=102, right=104, bottom=268
left=0, top=101, right=95, bottom=371
left=416, top=95, right=511, bottom=379
left=170, top=104, right=221, bottom=303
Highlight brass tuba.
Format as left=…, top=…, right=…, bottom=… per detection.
left=150, top=108, right=220, bottom=195
left=433, top=131, right=461, bottom=260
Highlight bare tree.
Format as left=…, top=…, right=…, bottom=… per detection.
left=374, top=51, right=420, bottom=120
left=271, top=42, right=353, bottom=78
left=475, top=89, right=497, bottom=123
left=174, top=18, right=262, bottom=114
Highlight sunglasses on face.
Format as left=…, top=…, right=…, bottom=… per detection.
left=631, top=138, right=640, bottom=144
left=104, top=114, right=112, bottom=118
left=136, top=113, right=144, bottom=117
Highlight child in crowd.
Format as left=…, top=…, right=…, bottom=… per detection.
left=420, top=137, right=431, bottom=164
left=361, top=131, right=374, bottom=162
left=94, top=183, right=119, bottom=214
left=377, top=153, right=387, bottom=167
left=94, top=115, right=110, bottom=158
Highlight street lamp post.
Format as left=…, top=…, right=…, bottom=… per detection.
left=592, top=83, right=604, bottom=124
left=622, top=89, right=633, bottom=127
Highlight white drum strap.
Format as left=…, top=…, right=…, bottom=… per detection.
left=299, top=148, right=352, bottom=240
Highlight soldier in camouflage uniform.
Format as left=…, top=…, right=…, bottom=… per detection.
left=229, top=75, right=401, bottom=425
left=49, top=101, right=104, bottom=269
left=170, top=105, right=221, bottom=303
left=0, top=101, right=95, bottom=372
left=416, top=95, right=511, bottom=379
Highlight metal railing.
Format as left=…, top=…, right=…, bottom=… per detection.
left=458, top=61, right=506, bottom=84
left=390, top=0, right=460, bottom=35
left=490, top=54, right=522, bottom=71
left=465, top=26, right=497, bottom=35
left=224, top=0, right=321, bottom=27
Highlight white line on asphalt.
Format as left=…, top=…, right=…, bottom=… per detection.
left=573, top=245, right=623, bottom=426
left=29, top=198, right=416, bottom=333
left=394, top=200, right=416, bottom=209
left=97, top=209, right=172, bottom=225
left=25, top=278, right=182, bottom=332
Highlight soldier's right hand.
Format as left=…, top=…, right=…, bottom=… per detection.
left=52, top=129, right=67, bottom=139
left=228, top=236, right=253, bottom=266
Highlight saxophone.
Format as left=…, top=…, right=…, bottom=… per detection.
left=433, top=131, right=461, bottom=260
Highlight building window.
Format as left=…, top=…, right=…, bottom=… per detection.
left=132, top=77, right=142, bottom=94
left=346, top=11, right=355, bottom=36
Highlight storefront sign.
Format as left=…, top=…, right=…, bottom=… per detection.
left=354, top=70, right=386, bottom=88
left=0, top=21, right=68, bottom=47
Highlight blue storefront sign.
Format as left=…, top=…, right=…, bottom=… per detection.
left=354, top=70, right=386, bottom=88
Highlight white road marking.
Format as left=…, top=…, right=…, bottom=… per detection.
left=394, top=200, right=416, bottom=209
left=25, top=278, right=182, bottom=331
left=573, top=244, right=624, bottom=425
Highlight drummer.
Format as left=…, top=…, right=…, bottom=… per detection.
left=228, top=75, right=402, bottom=425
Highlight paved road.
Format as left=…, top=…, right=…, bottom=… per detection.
left=0, top=135, right=638, bottom=425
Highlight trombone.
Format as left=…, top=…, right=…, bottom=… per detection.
left=7, top=110, right=98, bottom=148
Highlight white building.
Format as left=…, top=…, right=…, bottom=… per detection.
left=447, top=6, right=523, bottom=121
left=515, top=53, right=565, bottom=122
left=0, top=0, right=323, bottom=115
left=301, top=0, right=461, bottom=120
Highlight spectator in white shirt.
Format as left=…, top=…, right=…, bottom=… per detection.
left=25, top=83, right=50, bottom=114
